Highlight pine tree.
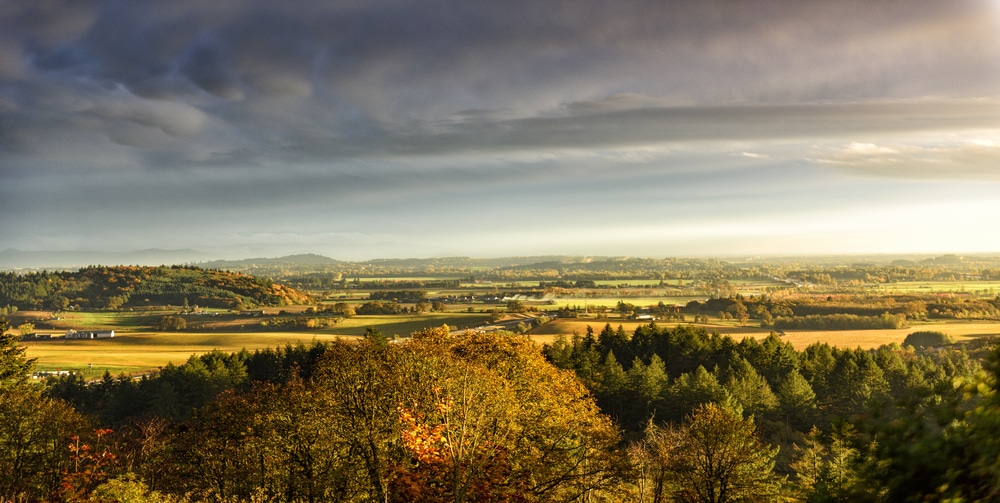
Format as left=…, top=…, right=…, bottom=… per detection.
left=0, top=318, right=35, bottom=389
left=724, top=356, right=778, bottom=419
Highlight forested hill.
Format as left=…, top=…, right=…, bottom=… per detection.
left=0, top=266, right=312, bottom=310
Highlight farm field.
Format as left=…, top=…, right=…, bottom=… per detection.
left=320, top=312, right=493, bottom=336
left=17, top=301, right=1000, bottom=376
left=527, top=317, right=1000, bottom=350
left=538, top=297, right=706, bottom=309
left=20, top=311, right=495, bottom=375
left=23, top=331, right=352, bottom=376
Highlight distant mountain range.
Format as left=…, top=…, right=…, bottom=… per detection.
left=2, top=248, right=991, bottom=271
left=200, top=254, right=345, bottom=268
left=0, top=248, right=573, bottom=270
left=0, top=248, right=214, bottom=269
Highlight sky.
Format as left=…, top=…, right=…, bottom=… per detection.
left=2, top=0, right=1000, bottom=261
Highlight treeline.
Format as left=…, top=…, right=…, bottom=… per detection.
left=0, top=266, right=312, bottom=310
left=543, top=322, right=1000, bottom=500
left=543, top=324, right=967, bottom=429
left=198, top=254, right=1000, bottom=289
left=47, top=343, right=332, bottom=425
left=772, top=312, right=908, bottom=330
left=680, top=294, right=1000, bottom=325
left=284, top=276, right=465, bottom=290
left=367, top=290, right=428, bottom=302
left=786, top=260, right=1000, bottom=285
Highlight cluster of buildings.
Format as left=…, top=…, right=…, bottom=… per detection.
left=20, top=329, right=115, bottom=340
left=65, top=329, right=115, bottom=339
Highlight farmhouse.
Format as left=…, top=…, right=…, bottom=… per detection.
left=65, top=329, right=115, bottom=339
left=32, top=370, right=72, bottom=379
left=19, top=333, right=52, bottom=341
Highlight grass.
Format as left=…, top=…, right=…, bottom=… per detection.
left=24, top=331, right=353, bottom=375
left=20, top=311, right=495, bottom=375
left=539, top=297, right=706, bottom=309
left=21, top=304, right=1000, bottom=376
left=21, top=310, right=164, bottom=334
left=322, top=313, right=493, bottom=337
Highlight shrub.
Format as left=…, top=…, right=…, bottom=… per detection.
left=154, top=315, right=187, bottom=331
left=902, top=331, right=953, bottom=348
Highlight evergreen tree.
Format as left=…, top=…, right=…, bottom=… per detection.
left=666, top=366, right=731, bottom=423
left=0, top=318, right=34, bottom=389
left=776, top=369, right=817, bottom=430
left=595, top=351, right=628, bottom=422
left=597, top=323, right=631, bottom=366
left=724, top=356, right=778, bottom=419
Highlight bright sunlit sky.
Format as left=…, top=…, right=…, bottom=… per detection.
left=2, top=0, right=1000, bottom=261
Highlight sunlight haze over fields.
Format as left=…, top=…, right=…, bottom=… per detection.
left=2, top=0, right=1000, bottom=260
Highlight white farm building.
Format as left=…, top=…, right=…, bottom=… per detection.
left=65, top=330, right=115, bottom=339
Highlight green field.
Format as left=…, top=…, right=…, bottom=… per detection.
left=24, top=331, right=353, bottom=375
left=13, top=273, right=1000, bottom=377
left=322, top=313, right=493, bottom=336
left=26, top=309, right=995, bottom=376
left=21, top=311, right=495, bottom=375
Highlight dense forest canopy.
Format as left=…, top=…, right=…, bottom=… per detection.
left=2, top=309, right=1000, bottom=501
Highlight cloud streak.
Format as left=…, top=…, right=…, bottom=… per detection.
left=818, top=136, right=1000, bottom=180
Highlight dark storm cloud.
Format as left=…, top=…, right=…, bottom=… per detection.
left=2, top=0, right=998, bottom=168
left=3, top=0, right=1000, bottom=256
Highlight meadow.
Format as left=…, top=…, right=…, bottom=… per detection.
left=23, top=331, right=348, bottom=375
left=19, top=302, right=1000, bottom=375
left=21, top=310, right=495, bottom=375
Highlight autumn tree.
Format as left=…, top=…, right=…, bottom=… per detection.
left=172, top=376, right=365, bottom=502
left=628, top=420, right=682, bottom=503
left=392, top=365, right=531, bottom=503
left=0, top=317, right=92, bottom=500
left=0, top=383, right=91, bottom=500
left=16, top=322, right=35, bottom=337
left=639, top=403, right=783, bottom=503
left=162, top=329, right=624, bottom=502
left=406, top=329, right=624, bottom=501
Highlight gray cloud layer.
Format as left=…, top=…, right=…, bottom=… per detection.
left=3, top=0, right=1000, bottom=256
left=3, top=0, right=998, bottom=164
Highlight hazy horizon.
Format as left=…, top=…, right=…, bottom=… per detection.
left=3, top=1, right=1000, bottom=260
left=2, top=247, right=997, bottom=271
